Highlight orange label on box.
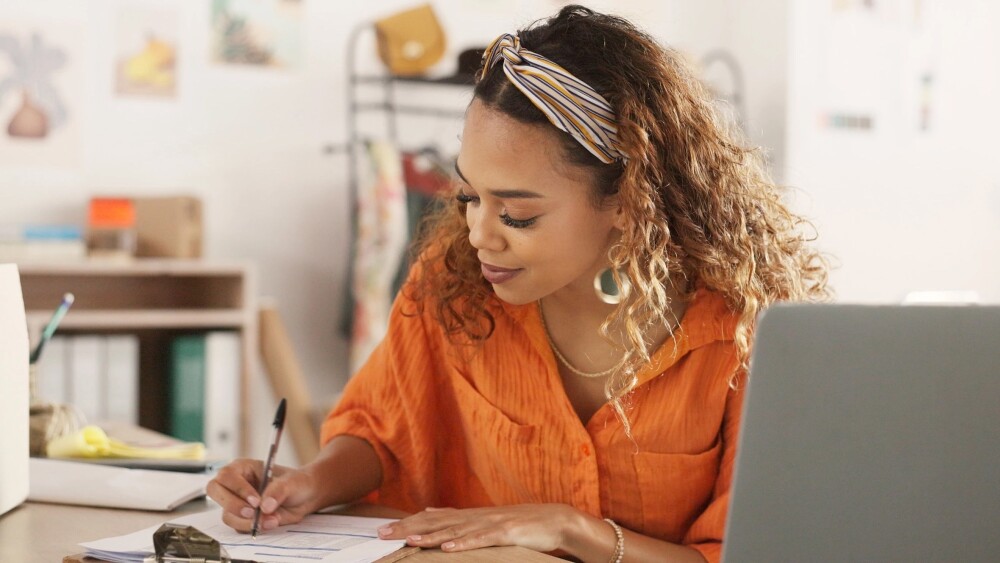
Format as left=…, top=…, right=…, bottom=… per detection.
left=88, top=198, right=136, bottom=228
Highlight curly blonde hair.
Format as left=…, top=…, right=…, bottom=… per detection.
left=405, top=5, right=830, bottom=428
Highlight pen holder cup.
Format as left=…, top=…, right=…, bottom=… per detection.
left=29, top=365, right=82, bottom=456
left=29, top=403, right=82, bottom=457
left=30, top=403, right=56, bottom=456
left=28, top=362, right=38, bottom=405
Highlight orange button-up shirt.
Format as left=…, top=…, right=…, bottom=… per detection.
left=322, top=280, right=744, bottom=562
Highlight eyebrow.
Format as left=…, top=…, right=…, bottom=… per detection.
left=454, top=162, right=544, bottom=199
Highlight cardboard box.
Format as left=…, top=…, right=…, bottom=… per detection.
left=134, top=196, right=202, bottom=258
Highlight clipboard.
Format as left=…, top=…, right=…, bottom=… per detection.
left=61, top=511, right=421, bottom=563
left=62, top=545, right=421, bottom=563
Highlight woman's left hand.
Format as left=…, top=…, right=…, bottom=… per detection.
left=376, top=504, right=581, bottom=553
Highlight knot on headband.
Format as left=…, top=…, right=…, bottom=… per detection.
left=479, top=33, right=624, bottom=164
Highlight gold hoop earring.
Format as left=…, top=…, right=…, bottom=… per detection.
left=594, top=268, right=630, bottom=305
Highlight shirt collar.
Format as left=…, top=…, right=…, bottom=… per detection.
left=499, top=288, right=739, bottom=387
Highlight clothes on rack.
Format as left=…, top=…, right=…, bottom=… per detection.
left=348, top=140, right=408, bottom=375
left=390, top=148, right=453, bottom=295
left=402, top=148, right=454, bottom=197
left=346, top=143, right=455, bottom=375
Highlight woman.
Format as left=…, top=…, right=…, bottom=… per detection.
left=209, top=6, right=829, bottom=562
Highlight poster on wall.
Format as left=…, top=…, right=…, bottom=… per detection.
left=0, top=21, right=82, bottom=167
left=114, top=6, right=179, bottom=98
left=210, top=0, right=302, bottom=69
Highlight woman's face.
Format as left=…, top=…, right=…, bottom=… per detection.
left=456, top=99, right=622, bottom=306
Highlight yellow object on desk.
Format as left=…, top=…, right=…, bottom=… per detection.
left=46, top=425, right=206, bottom=460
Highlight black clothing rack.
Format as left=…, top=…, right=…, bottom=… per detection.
left=335, top=22, right=473, bottom=338
left=334, top=23, right=473, bottom=210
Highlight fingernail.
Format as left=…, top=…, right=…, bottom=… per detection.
left=263, top=517, right=279, bottom=530
left=261, top=497, right=278, bottom=513
left=442, top=542, right=455, bottom=550
left=247, top=496, right=260, bottom=508
left=408, top=535, right=422, bottom=542
left=377, top=525, right=393, bottom=537
left=240, top=507, right=254, bottom=518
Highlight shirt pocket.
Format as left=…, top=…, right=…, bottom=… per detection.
left=633, top=439, right=722, bottom=541
left=448, top=371, right=541, bottom=505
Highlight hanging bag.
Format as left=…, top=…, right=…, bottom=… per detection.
left=374, top=4, right=446, bottom=76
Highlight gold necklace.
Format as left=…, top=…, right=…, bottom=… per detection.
left=538, top=302, right=624, bottom=379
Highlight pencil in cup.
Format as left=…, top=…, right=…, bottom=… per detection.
left=30, top=292, right=75, bottom=365
left=29, top=293, right=74, bottom=404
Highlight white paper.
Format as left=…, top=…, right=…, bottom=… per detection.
left=28, top=457, right=210, bottom=511
left=80, top=508, right=407, bottom=563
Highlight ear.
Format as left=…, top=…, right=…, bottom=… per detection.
left=611, top=197, right=627, bottom=231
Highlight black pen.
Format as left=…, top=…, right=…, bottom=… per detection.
left=251, top=397, right=287, bottom=540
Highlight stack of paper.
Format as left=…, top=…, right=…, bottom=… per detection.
left=80, top=508, right=407, bottom=563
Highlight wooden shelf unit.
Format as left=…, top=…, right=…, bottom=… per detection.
left=19, top=259, right=257, bottom=455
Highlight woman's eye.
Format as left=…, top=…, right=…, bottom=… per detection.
left=499, top=212, right=537, bottom=229
left=455, top=193, right=478, bottom=205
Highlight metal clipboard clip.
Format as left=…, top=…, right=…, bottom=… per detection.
left=142, top=522, right=257, bottom=563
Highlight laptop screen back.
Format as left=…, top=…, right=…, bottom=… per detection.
left=0, top=264, right=29, bottom=516
left=723, top=304, right=1000, bottom=562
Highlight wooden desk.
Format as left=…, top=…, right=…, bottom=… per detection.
left=0, top=500, right=560, bottom=562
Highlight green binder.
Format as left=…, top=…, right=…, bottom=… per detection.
left=169, top=334, right=205, bottom=442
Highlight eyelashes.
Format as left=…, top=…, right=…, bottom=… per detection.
left=455, top=193, right=538, bottom=229
left=499, top=213, right=536, bottom=228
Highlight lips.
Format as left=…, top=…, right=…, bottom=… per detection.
left=480, top=262, right=523, bottom=284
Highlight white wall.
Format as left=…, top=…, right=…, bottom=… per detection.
left=785, top=0, right=1000, bottom=303
left=0, top=1, right=751, bottom=409
left=10, top=0, right=982, bottom=418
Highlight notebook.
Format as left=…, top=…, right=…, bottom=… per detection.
left=0, top=264, right=29, bottom=517
left=29, top=458, right=210, bottom=511
left=723, top=304, right=1000, bottom=562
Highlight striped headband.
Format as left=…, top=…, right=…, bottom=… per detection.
left=479, top=33, right=624, bottom=164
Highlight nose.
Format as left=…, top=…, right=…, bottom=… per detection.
left=467, top=208, right=506, bottom=252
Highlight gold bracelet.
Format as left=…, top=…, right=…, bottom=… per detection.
left=603, top=518, right=624, bottom=563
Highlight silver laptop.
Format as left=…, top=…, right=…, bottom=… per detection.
left=0, top=264, right=29, bottom=516
left=723, top=304, right=1000, bottom=562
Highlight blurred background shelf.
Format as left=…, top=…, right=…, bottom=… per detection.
left=19, top=259, right=257, bottom=456
left=26, top=309, right=246, bottom=329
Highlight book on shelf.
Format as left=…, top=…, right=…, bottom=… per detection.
left=169, top=332, right=240, bottom=460
left=169, top=334, right=206, bottom=443
left=0, top=224, right=86, bottom=263
left=69, top=335, right=103, bottom=424
left=34, top=335, right=140, bottom=426
left=105, top=335, right=139, bottom=423
left=34, top=335, right=69, bottom=405
left=203, top=331, right=240, bottom=461
left=35, top=331, right=240, bottom=460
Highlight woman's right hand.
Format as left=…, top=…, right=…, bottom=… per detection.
left=207, top=458, right=320, bottom=533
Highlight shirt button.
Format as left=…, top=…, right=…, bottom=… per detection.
left=580, top=443, right=591, bottom=456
